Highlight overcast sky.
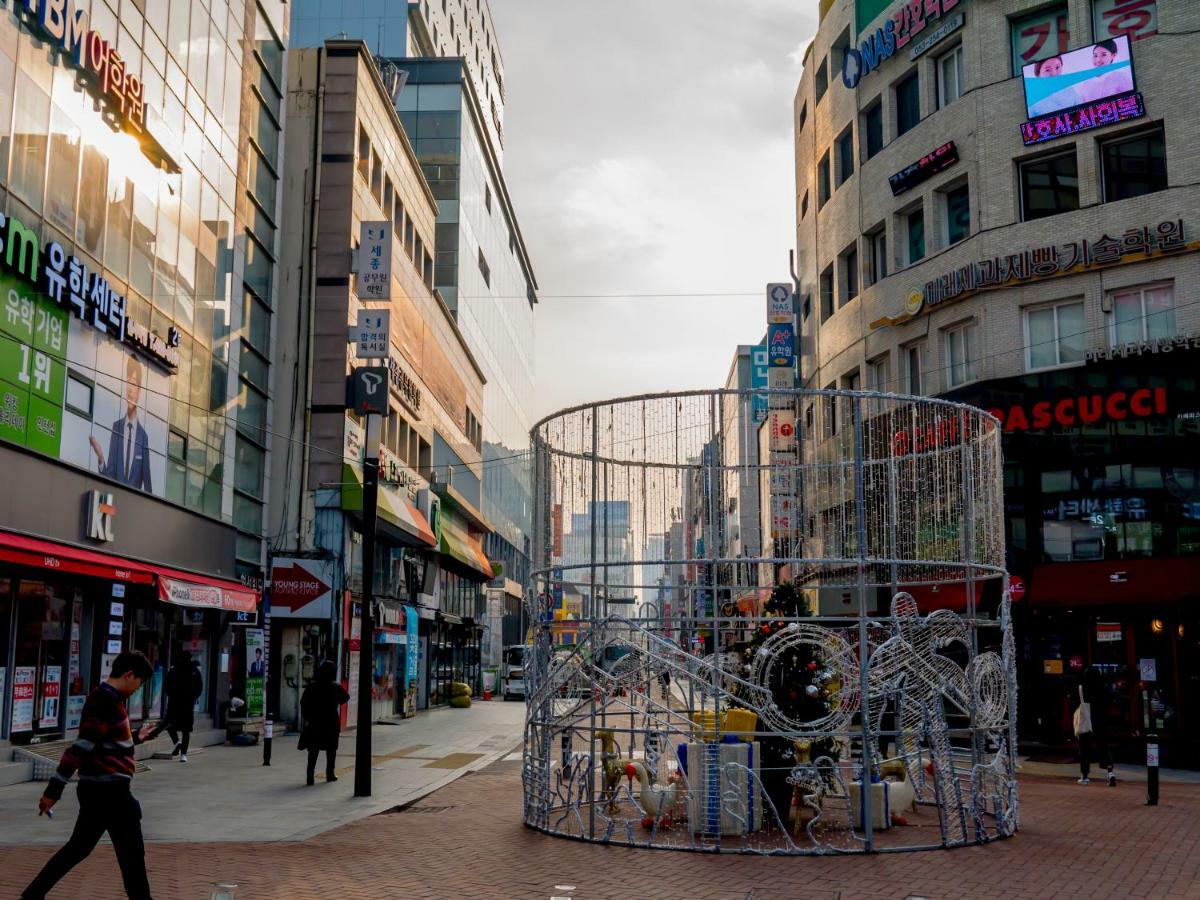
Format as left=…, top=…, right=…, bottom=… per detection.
left=490, top=1, right=819, bottom=421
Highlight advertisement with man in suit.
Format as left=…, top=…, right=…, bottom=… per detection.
left=89, top=354, right=154, bottom=493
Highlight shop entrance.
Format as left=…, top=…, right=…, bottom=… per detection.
left=8, top=578, right=71, bottom=743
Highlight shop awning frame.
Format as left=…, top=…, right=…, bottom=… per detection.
left=0, top=529, right=259, bottom=612
left=437, top=521, right=493, bottom=580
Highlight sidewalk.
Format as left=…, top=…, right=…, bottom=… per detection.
left=0, top=698, right=524, bottom=845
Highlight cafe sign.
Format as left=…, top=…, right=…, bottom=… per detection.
left=872, top=219, right=1194, bottom=329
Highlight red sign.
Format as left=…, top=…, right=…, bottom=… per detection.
left=270, top=559, right=334, bottom=617
left=552, top=504, right=563, bottom=558
left=891, top=412, right=983, bottom=457
left=987, top=387, right=1167, bottom=433
left=1009, top=576, right=1026, bottom=601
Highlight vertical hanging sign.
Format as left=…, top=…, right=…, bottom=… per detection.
left=357, top=221, right=392, bottom=300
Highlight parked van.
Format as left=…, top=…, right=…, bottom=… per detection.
left=502, top=645, right=528, bottom=700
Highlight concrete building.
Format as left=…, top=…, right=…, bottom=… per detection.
left=0, top=0, right=288, bottom=759
left=272, top=40, right=494, bottom=720
left=795, top=0, right=1200, bottom=763
left=289, top=1, right=537, bottom=656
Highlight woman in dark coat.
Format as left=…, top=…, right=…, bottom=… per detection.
left=146, top=650, right=203, bottom=761
left=299, top=660, right=350, bottom=785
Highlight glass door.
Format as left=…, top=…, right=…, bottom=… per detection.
left=11, top=580, right=70, bottom=742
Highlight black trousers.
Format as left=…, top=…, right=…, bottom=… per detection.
left=1079, top=731, right=1113, bottom=778
left=144, top=716, right=190, bottom=754
left=23, top=782, right=152, bottom=899
left=306, top=746, right=337, bottom=782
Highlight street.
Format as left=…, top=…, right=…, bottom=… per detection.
left=2, top=702, right=1198, bottom=900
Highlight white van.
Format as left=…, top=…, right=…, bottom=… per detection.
left=502, top=645, right=528, bottom=700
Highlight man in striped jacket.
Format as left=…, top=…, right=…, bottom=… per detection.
left=22, top=651, right=157, bottom=900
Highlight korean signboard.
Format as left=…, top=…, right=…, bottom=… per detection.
left=1010, top=5, right=1070, bottom=75
left=768, top=409, right=797, bottom=452
left=872, top=220, right=1192, bottom=328
left=1086, top=332, right=1200, bottom=363
left=750, top=345, right=769, bottom=424
left=11, top=667, right=35, bottom=732
left=348, top=366, right=389, bottom=416
left=844, top=0, right=964, bottom=88
left=767, top=324, right=795, bottom=366
left=1021, top=93, right=1144, bottom=146
left=1093, top=0, right=1157, bottom=45
left=357, top=221, right=392, bottom=300
left=270, top=557, right=335, bottom=619
left=355, top=309, right=390, bottom=359
left=245, top=629, right=265, bottom=717
left=889, top=141, right=959, bottom=196
left=909, top=10, right=964, bottom=60
left=766, top=284, right=792, bottom=324
left=1, top=217, right=180, bottom=501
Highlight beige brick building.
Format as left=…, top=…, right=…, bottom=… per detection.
left=793, top=0, right=1200, bottom=765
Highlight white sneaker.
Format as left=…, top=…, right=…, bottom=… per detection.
left=1107, top=770, right=1116, bottom=787
left=1077, top=776, right=1090, bottom=784
left=180, top=753, right=188, bottom=763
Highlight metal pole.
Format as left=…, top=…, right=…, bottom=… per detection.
left=1146, top=733, right=1159, bottom=805
left=851, top=394, right=874, bottom=851
left=587, top=407, right=599, bottom=839
left=262, top=562, right=273, bottom=766
left=354, top=413, right=381, bottom=797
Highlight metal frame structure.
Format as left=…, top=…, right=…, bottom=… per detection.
left=523, top=388, right=1017, bottom=853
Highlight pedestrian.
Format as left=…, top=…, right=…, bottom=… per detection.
left=658, top=667, right=671, bottom=700
left=298, top=660, right=350, bottom=786
left=143, top=650, right=203, bottom=762
left=1074, top=665, right=1115, bottom=786
left=22, top=651, right=157, bottom=900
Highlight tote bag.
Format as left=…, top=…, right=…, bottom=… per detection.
left=1073, top=685, right=1093, bottom=737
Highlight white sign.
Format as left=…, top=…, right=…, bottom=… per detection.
left=11, top=667, right=35, bottom=732
left=86, top=490, right=115, bottom=542
left=1140, top=658, right=1157, bottom=682
left=269, top=557, right=336, bottom=620
left=110, top=601, right=124, bottom=617
left=67, top=694, right=85, bottom=730
left=766, top=283, right=792, bottom=324
left=39, top=666, right=61, bottom=728
left=106, top=639, right=122, bottom=654
left=1146, top=743, right=1160, bottom=766
left=1097, top=622, right=1123, bottom=643
left=355, top=309, right=390, bottom=359
left=111, top=584, right=125, bottom=598
left=357, top=221, right=392, bottom=299
left=108, top=620, right=123, bottom=636
left=768, top=409, right=797, bottom=452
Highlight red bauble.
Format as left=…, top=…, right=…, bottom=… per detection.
left=760, top=625, right=771, bottom=635
left=789, top=690, right=798, bottom=701
left=806, top=661, right=818, bottom=671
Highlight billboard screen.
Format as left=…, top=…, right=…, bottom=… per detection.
left=1022, top=34, right=1135, bottom=119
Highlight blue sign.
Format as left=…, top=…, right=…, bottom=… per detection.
left=767, top=324, right=795, bottom=366
left=405, top=606, right=419, bottom=687
left=751, top=345, right=769, bottom=424
left=842, top=18, right=896, bottom=88
left=551, top=567, right=564, bottom=609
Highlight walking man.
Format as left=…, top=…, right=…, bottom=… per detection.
left=22, top=651, right=157, bottom=900
left=144, top=650, right=203, bottom=762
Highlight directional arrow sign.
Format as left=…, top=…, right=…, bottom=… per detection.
left=270, top=558, right=335, bottom=618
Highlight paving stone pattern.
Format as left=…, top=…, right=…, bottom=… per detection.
left=2, top=762, right=1198, bottom=899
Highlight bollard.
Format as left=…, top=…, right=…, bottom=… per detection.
left=1146, top=733, right=1159, bottom=806
left=262, top=715, right=273, bottom=767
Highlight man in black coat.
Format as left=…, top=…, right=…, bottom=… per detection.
left=146, top=651, right=203, bottom=762
left=299, top=660, right=350, bottom=785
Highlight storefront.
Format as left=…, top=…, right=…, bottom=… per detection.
left=0, top=526, right=257, bottom=744
left=948, top=348, right=1200, bottom=765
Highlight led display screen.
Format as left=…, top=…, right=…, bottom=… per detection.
left=1022, top=34, right=1135, bottom=119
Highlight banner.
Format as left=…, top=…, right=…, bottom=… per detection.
left=11, top=666, right=35, bottom=732
left=39, top=666, right=62, bottom=728
left=245, top=629, right=265, bottom=716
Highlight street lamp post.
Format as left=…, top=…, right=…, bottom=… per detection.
left=354, top=413, right=381, bottom=797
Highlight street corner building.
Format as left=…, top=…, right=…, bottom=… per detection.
left=794, top=0, right=1200, bottom=764
left=0, top=0, right=289, bottom=762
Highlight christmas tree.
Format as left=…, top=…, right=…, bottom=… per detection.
left=734, top=581, right=839, bottom=826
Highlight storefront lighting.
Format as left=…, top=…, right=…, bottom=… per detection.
left=1178, top=623, right=1185, bottom=638
left=1151, top=618, right=1164, bottom=634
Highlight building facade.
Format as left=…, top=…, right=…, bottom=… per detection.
left=795, top=0, right=1200, bottom=763
left=272, top=41, right=494, bottom=723
left=289, top=0, right=537, bottom=664
left=0, top=0, right=287, bottom=749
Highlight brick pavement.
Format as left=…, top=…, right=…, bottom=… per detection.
left=2, top=761, right=1199, bottom=900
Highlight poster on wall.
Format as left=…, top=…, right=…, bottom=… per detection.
left=39, top=666, right=62, bottom=728
left=11, top=667, right=35, bottom=732
left=67, top=694, right=85, bottom=730
left=0, top=266, right=171, bottom=498
left=405, top=606, right=419, bottom=714
left=1022, top=35, right=1135, bottom=119
left=245, top=628, right=265, bottom=717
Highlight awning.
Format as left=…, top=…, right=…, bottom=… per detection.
left=0, top=530, right=258, bottom=612
left=438, top=522, right=493, bottom=580
left=903, top=581, right=984, bottom=614
left=1029, top=558, right=1200, bottom=607
left=342, top=463, right=437, bottom=548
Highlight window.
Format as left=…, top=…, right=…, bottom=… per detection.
left=817, top=152, right=831, bottom=208
left=1010, top=4, right=1070, bottom=76
left=800, top=190, right=809, bottom=219
left=1111, top=283, right=1174, bottom=344
left=484, top=185, right=492, bottom=213
left=945, top=184, right=970, bottom=245
left=478, top=247, right=490, bottom=287
left=820, top=265, right=835, bottom=321
left=797, top=102, right=808, bottom=133
left=370, top=149, right=382, bottom=202
left=357, top=125, right=370, bottom=182
left=1093, top=0, right=1158, bottom=45
left=944, top=322, right=978, bottom=388
left=802, top=295, right=811, bottom=321
left=1025, top=300, right=1085, bottom=370
left=384, top=177, right=394, bottom=219
left=815, top=57, right=828, bottom=102
left=1020, top=151, right=1079, bottom=221
left=1101, top=127, right=1167, bottom=202
left=869, top=228, right=887, bottom=284
left=895, top=71, right=920, bottom=136
left=869, top=355, right=889, bottom=391
left=906, top=206, right=925, bottom=265
left=936, top=45, right=964, bottom=109
left=65, top=372, right=94, bottom=417
left=824, top=381, right=838, bottom=435
left=836, top=127, right=854, bottom=186
left=864, top=101, right=884, bottom=160
left=904, top=342, right=926, bottom=394
left=841, top=244, right=858, bottom=306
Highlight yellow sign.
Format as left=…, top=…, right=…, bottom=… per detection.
left=1043, top=659, right=1064, bottom=675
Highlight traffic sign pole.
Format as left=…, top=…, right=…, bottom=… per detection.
left=354, top=413, right=381, bottom=797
